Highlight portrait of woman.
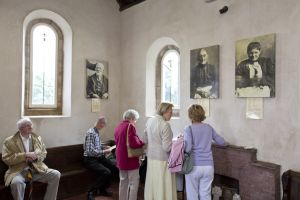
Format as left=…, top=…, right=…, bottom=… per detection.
left=235, top=34, right=275, bottom=97
left=190, top=45, right=219, bottom=99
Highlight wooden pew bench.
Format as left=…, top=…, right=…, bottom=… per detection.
left=0, top=144, right=97, bottom=200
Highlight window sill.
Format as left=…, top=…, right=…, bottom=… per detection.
left=21, top=115, right=71, bottom=119
left=145, top=115, right=180, bottom=120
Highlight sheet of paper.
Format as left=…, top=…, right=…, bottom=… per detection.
left=197, top=98, right=210, bottom=117
left=91, top=98, right=101, bottom=113
left=236, top=86, right=270, bottom=97
left=246, top=98, right=263, bottom=119
left=108, top=145, right=116, bottom=151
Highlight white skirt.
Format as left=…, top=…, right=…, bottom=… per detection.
left=144, top=158, right=177, bottom=200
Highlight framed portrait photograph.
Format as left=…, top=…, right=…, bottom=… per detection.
left=235, top=33, right=275, bottom=98
left=190, top=45, right=219, bottom=99
left=86, top=59, right=109, bottom=99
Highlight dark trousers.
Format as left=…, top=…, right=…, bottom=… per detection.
left=83, top=156, right=116, bottom=192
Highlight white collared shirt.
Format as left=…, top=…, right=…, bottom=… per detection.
left=20, top=134, right=32, bottom=152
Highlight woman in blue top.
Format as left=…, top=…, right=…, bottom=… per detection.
left=184, top=104, right=227, bottom=200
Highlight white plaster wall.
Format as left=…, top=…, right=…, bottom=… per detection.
left=1, top=0, right=299, bottom=176
left=119, top=0, right=300, bottom=173
left=0, top=0, right=121, bottom=147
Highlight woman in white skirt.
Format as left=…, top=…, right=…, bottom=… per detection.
left=143, top=102, right=177, bottom=200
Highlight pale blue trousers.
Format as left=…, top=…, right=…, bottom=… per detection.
left=185, top=165, right=214, bottom=200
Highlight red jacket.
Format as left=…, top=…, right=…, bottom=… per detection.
left=114, top=120, right=144, bottom=170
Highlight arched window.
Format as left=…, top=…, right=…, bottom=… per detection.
left=31, top=23, right=57, bottom=107
left=23, top=18, right=63, bottom=116
left=161, top=50, right=179, bottom=106
left=156, top=45, right=180, bottom=116
left=22, top=9, right=72, bottom=117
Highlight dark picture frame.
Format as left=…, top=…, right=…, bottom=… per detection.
left=86, top=59, right=109, bottom=99
left=190, top=45, right=220, bottom=99
left=235, top=33, right=275, bottom=98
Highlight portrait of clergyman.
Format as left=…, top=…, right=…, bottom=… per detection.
left=235, top=33, right=275, bottom=98
left=86, top=59, right=109, bottom=99
left=190, top=45, right=219, bottom=99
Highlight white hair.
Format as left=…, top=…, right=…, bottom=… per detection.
left=123, top=109, right=139, bottom=121
left=96, top=62, right=105, bottom=69
left=95, top=116, right=107, bottom=126
left=17, top=118, right=33, bottom=130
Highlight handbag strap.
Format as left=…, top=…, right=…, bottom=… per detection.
left=126, top=123, right=132, bottom=146
left=189, top=125, right=194, bottom=145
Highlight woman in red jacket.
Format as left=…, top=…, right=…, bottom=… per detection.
left=114, top=109, right=145, bottom=200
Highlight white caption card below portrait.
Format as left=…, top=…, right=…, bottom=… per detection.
left=91, top=98, right=101, bottom=113
left=197, top=99, right=210, bottom=117
left=246, top=98, right=263, bottom=119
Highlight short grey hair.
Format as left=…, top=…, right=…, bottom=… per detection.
left=17, top=118, right=33, bottom=130
left=95, top=116, right=107, bottom=126
left=123, top=109, right=139, bottom=121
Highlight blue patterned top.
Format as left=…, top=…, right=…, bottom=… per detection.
left=83, top=127, right=103, bottom=157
